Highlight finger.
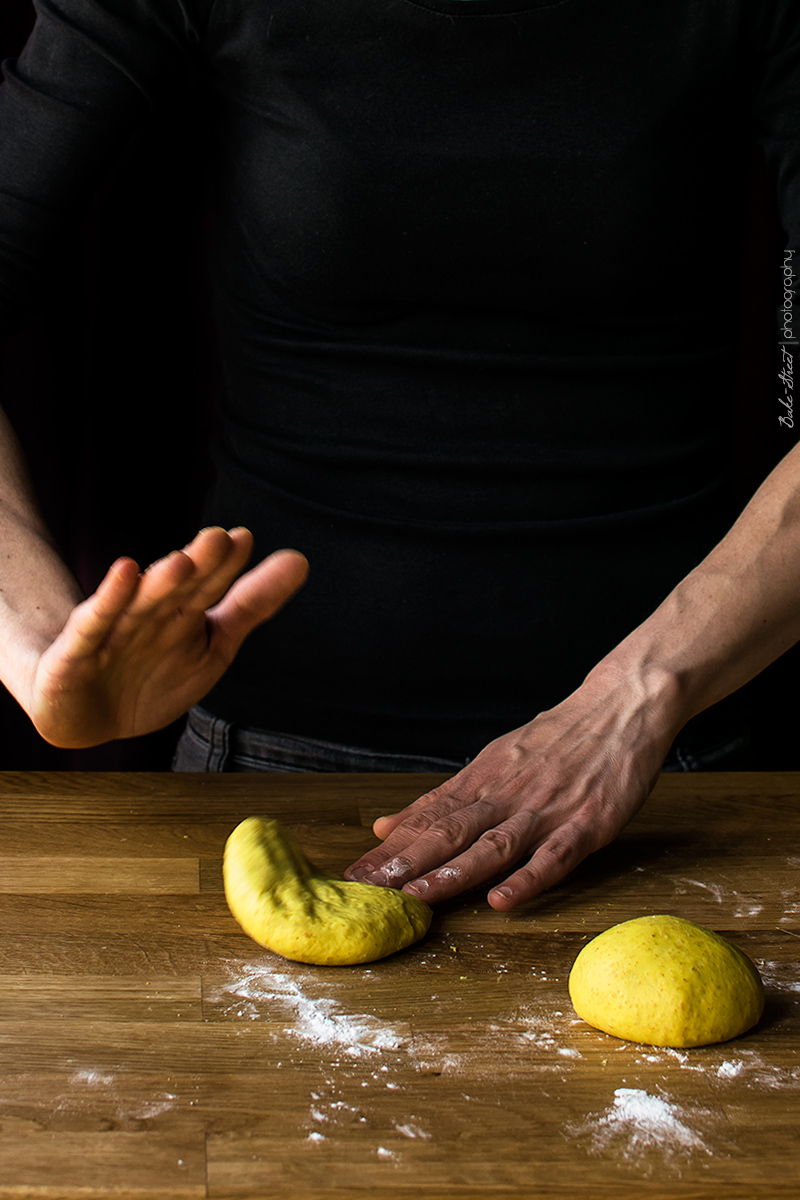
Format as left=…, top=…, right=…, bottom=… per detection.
left=344, top=781, right=469, bottom=880
left=181, top=525, right=250, bottom=572
left=208, top=548, right=309, bottom=648
left=348, top=796, right=504, bottom=889
left=130, top=528, right=243, bottom=621
left=138, top=545, right=197, bottom=595
left=396, top=808, right=542, bottom=903
left=170, top=527, right=254, bottom=612
left=372, top=788, right=448, bottom=841
left=60, top=557, right=141, bottom=658
left=487, top=823, right=594, bottom=911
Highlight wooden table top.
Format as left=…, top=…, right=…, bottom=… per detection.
left=0, top=769, right=798, bottom=1199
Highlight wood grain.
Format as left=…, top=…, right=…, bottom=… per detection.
left=0, top=857, right=199, bottom=893
left=0, top=770, right=798, bottom=1199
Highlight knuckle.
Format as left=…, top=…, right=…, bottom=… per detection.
left=545, top=826, right=582, bottom=861
left=399, top=811, right=437, bottom=838
left=377, top=812, right=434, bottom=846
left=477, top=824, right=518, bottom=859
left=509, top=861, right=541, bottom=892
left=401, top=787, right=465, bottom=832
left=423, top=816, right=470, bottom=851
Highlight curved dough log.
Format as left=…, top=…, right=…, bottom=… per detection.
left=223, top=816, right=433, bottom=965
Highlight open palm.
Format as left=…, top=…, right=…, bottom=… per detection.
left=25, top=526, right=308, bottom=748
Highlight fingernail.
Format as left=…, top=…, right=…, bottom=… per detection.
left=347, top=867, right=370, bottom=881
left=403, top=879, right=429, bottom=896
left=490, top=886, right=513, bottom=900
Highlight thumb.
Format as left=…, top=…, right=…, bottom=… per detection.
left=208, top=548, right=309, bottom=647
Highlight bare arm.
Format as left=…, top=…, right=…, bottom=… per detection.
left=345, top=439, right=800, bottom=909
left=0, top=401, right=87, bottom=706
left=0, top=401, right=309, bottom=748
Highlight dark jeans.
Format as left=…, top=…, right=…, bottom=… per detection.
left=172, top=703, right=754, bottom=774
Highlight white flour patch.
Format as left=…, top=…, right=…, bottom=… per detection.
left=128, top=1096, right=176, bottom=1120
left=212, top=960, right=406, bottom=1056
left=734, top=902, right=764, bottom=918
left=393, top=1121, right=432, bottom=1139
left=568, top=1088, right=714, bottom=1175
left=377, top=860, right=408, bottom=882
left=516, top=1009, right=582, bottom=1061
left=663, top=1049, right=704, bottom=1072
left=632, top=1046, right=794, bottom=1088
left=670, top=876, right=726, bottom=904
left=756, top=960, right=800, bottom=994
left=668, top=878, right=764, bottom=918
left=70, top=1070, right=114, bottom=1087
left=434, top=866, right=461, bottom=882
left=649, top=1048, right=799, bottom=1091
left=632, top=1048, right=703, bottom=1074
left=778, top=894, right=800, bottom=922
left=210, top=964, right=440, bottom=1155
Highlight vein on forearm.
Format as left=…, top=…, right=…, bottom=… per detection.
left=601, top=440, right=800, bottom=725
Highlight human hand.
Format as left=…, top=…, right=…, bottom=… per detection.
left=23, top=526, right=308, bottom=747
left=344, top=671, right=680, bottom=910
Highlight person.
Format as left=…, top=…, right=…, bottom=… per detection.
left=0, top=0, right=798, bottom=911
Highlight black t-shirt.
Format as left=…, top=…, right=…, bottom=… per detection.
left=1, top=0, right=798, bottom=757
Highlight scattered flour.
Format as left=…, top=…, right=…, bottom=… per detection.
left=213, top=960, right=406, bottom=1056
left=128, top=1096, right=176, bottom=1120
left=375, top=860, right=408, bottom=883
left=717, top=1060, right=745, bottom=1079
left=734, top=902, right=765, bottom=918
left=756, top=960, right=800, bottom=994
left=668, top=876, right=764, bottom=918
left=670, top=876, right=727, bottom=904
left=434, top=866, right=461, bottom=882
left=70, top=1070, right=114, bottom=1087
left=393, top=1121, right=432, bottom=1140
left=569, top=1088, right=713, bottom=1174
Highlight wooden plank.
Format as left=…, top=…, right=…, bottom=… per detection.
left=0, top=770, right=421, bottom=824
left=0, top=894, right=236, bottom=937
left=207, top=1192, right=800, bottom=1200
left=0, top=976, right=202, bottom=1022
left=0, top=928, right=264, bottom=975
left=0, top=1131, right=205, bottom=1197
left=0, top=822, right=235, bottom=856
left=0, top=857, right=199, bottom=894
left=434, top=855, right=800, bottom=933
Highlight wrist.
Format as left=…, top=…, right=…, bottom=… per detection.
left=0, top=551, right=84, bottom=716
left=581, top=647, right=688, bottom=746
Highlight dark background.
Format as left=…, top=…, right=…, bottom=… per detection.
left=0, top=0, right=798, bottom=770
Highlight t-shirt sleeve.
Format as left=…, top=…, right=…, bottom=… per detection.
left=0, top=0, right=211, bottom=344
left=748, top=0, right=800, bottom=324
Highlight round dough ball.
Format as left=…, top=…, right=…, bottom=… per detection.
left=568, top=914, right=764, bottom=1048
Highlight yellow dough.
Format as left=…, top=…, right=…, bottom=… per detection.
left=568, top=914, right=764, bottom=1048
left=223, top=816, right=433, bottom=966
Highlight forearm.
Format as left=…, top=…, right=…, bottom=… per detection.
left=589, top=440, right=800, bottom=730
left=0, top=403, right=85, bottom=709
